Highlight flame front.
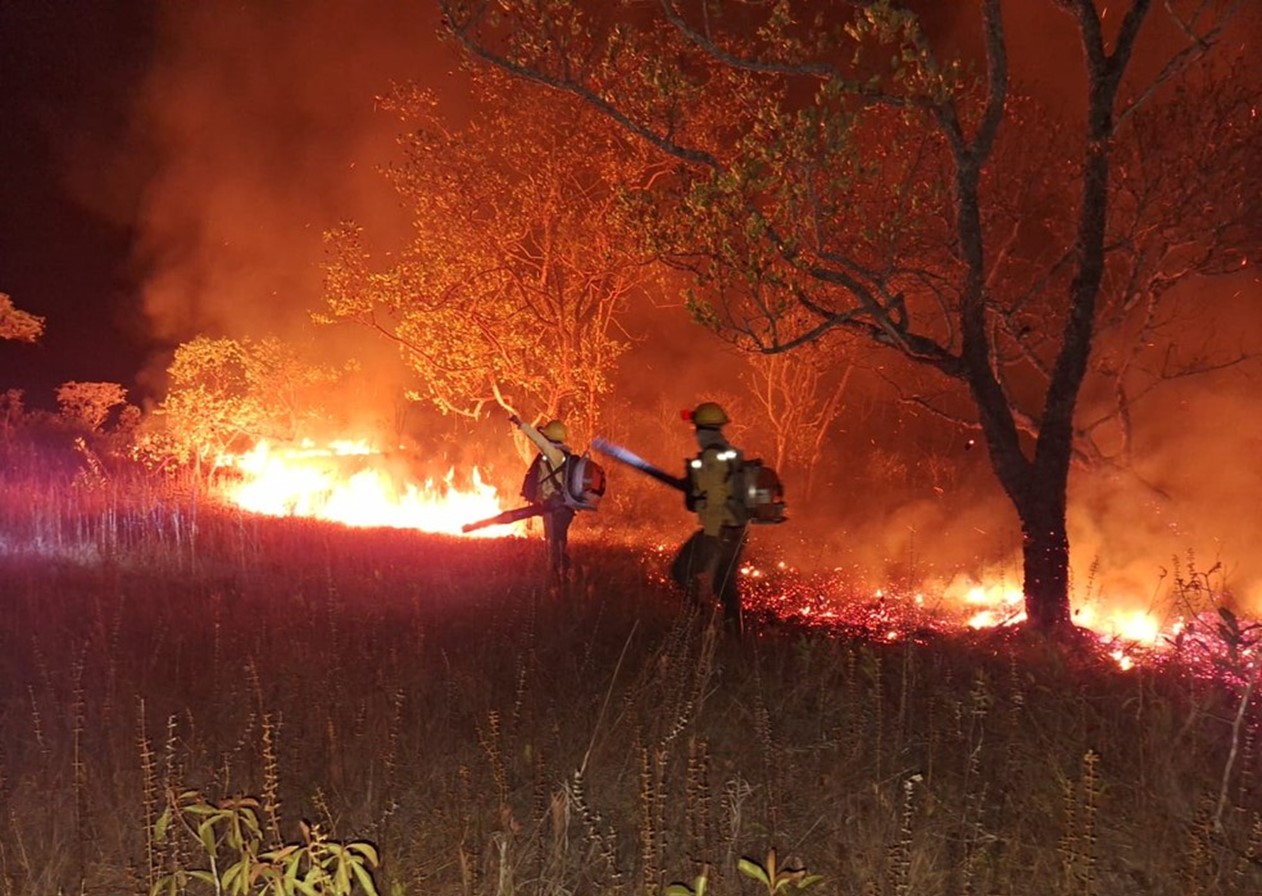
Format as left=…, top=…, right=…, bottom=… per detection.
left=729, top=560, right=1205, bottom=669
left=215, top=439, right=522, bottom=537
left=209, top=441, right=1250, bottom=671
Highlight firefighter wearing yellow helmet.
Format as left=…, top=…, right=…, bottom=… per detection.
left=510, top=413, right=577, bottom=581
left=670, top=400, right=748, bottom=633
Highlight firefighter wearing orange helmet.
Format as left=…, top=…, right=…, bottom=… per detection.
left=510, top=414, right=577, bottom=581
left=670, top=401, right=748, bottom=632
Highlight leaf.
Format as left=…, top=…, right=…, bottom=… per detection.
left=352, top=859, right=381, bottom=896
left=283, top=850, right=303, bottom=885
left=738, top=857, right=770, bottom=886
left=348, top=841, right=380, bottom=866
left=198, top=817, right=219, bottom=854
left=153, top=808, right=171, bottom=843
left=221, top=862, right=243, bottom=895
left=263, top=844, right=301, bottom=863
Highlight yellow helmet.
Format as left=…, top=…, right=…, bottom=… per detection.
left=690, top=401, right=729, bottom=427
left=541, top=419, right=567, bottom=442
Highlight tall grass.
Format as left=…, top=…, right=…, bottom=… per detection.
left=0, top=465, right=1259, bottom=895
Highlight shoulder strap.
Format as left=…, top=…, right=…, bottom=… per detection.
left=540, top=449, right=569, bottom=486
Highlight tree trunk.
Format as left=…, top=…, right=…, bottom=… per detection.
left=1017, top=478, right=1074, bottom=632
left=972, top=373, right=1078, bottom=635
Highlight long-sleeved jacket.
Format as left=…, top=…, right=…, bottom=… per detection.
left=519, top=421, right=570, bottom=503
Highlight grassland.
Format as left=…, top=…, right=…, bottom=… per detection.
left=0, top=466, right=1259, bottom=895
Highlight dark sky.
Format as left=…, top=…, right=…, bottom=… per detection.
left=0, top=2, right=156, bottom=406
left=0, top=1, right=456, bottom=409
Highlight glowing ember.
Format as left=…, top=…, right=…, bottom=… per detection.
left=215, top=439, right=522, bottom=537
left=1073, top=605, right=1165, bottom=643
left=956, top=582, right=1027, bottom=629
left=728, top=558, right=1226, bottom=669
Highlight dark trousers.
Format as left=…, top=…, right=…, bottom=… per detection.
left=542, top=504, right=576, bottom=578
left=670, top=526, right=747, bottom=628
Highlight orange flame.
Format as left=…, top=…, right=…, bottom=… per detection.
left=206, top=443, right=1229, bottom=670
left=737, top=561, right=1194, bottom=668
left=214, top=439, right=522, bottom=537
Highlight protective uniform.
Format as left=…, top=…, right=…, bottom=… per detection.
left=513, top=416, right=576, bottom=580
left=670, top=402, right=748, bottom=632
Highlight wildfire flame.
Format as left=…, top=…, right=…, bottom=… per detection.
left=208, top=442, right=1253, bottom=672
left=725, top=558, right=1220, bottom=670
left=214, top=439, right=522, bottom=537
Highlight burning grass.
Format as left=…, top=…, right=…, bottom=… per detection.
left=0, top=469, right=1260, bottom=895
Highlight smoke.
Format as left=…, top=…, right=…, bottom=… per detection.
left=113, top=2, right=461, bottom=401
left=763, top=270, right=1262, bottom=623
left=1073, top=325, right=1262, bottom=613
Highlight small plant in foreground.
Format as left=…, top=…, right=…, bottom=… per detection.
left=736, top=849, right=824, bottom=896
left=152, top=790, right=379, bottom=896
left=665, top=864, right=709, bottom=896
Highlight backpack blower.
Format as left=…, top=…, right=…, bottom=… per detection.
left=592, top=437, right=787, bottom=524
left=461, top=452, right=607, bottom=534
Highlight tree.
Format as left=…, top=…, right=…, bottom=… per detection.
left=56, top=381, right=128, bottom=433
left=319, top=71, right=661, bottom=439
left=151, top=336, right=342, bottom=476
left=0, top=293, right=44, bottom=343
left=741, top=337, right=852, bottom=502
left=441, top=0, right=1260, bottom=633
left=0, top=389, right=24, bottom=441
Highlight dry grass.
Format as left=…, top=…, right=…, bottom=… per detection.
left=0, top=465, right=1260, bottom=895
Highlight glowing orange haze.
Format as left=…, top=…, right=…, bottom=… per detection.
left=216, top=439, right=1183, bottom=665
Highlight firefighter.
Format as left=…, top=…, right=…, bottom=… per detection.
left=509, top=414, right=576, bottom=581
left=670, top=401, right=749, bottom=633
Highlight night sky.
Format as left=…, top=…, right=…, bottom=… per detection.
left=0, top=2, right=156, bottom=406
left=0, top=1, right=458, bottom=409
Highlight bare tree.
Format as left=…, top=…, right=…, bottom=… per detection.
left=742, top=339, right=852, bottom=502
left=440, top=0, right=1260, bottom=633
left=0, top=389, right=25, bottom=441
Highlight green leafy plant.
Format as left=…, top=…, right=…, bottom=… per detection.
left=737, top=849, right=824, bottom=896
left=152, top=789, right=379, bottom=896
left=664, top=865, right=709, bottom=896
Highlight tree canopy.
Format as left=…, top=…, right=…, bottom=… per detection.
left=150, top=335, right=343, bottom=473
left=441, top=0, right=1261, bottom=632
left=320, top=71, right=663, bottom=437
left=0, top=293, right=45, bottom=343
